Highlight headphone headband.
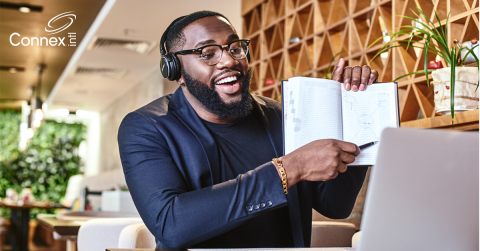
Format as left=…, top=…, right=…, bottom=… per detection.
left=160, top=16, right=186, bottom=56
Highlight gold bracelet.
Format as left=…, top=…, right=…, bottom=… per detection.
left=272, top=157, right=288, bottom=194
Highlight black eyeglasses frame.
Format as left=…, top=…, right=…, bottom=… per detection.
left=174, top=39, right=250, bottom=65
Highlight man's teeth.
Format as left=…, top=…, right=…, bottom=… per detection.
left=215, top=76, right=237, bottom=85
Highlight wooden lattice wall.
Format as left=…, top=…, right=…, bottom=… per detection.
left=243, top=0, right=479, bottom=123
left=242, top=0, right=479, bottom=229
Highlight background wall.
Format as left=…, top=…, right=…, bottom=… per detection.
left=97, top=68, right=178, bottom=173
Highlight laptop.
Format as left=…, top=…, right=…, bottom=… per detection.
left=357, top=128, right=479, bottom=251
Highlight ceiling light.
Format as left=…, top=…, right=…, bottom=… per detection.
left=76, top=110, right=97, bottom=118
left=0, top=2, right=43, bottom=12
left=19, top=6, right=30, bottom=13
left=0, top=66, right=25, bottom=72
left=56, top=109, right=70, bottom=117
left=76, top=110, right=89, bottom=117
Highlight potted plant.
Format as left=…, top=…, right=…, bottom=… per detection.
left=369, top=8, right=479, bottom=120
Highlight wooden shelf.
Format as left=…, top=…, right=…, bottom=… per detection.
left=401, top=109, right=479, bottom=130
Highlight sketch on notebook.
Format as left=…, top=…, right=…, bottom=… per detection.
left=343, top=92, right=391, bottom=141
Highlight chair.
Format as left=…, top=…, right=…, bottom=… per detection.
left=115, top=219, right=357, bottom=248
left=310, top=209, right=357, bottom=247
left=311, top=221, right=357, bottom=247
left=118, top=223, right=156, bottom=248
left=62, top=174, right=84, bottom=211
left=80, top=187, right=105, bottom=211
left=352, top=231, right=361, bottom=249
left=114, top=216, right=357, bottom=248
left=77, top=218, right=142, bottom=251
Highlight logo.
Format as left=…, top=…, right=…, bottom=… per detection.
left=45, top=11, right=76, bottom=35
left=10, top=11, right=76, bottom=47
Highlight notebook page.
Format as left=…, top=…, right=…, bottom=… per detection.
left=284, top=77, right=343, bottom=154
left=341, top=83, right=398, bottom=165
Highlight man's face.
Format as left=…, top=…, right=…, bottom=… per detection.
left=176, top=16, right=251, bottom=119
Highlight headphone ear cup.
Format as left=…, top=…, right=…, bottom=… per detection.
left=160, top=54, right=181, bottom=81
left=160, top=56, right=170, bottom=79
left=171, top=54, right=181, bottom=81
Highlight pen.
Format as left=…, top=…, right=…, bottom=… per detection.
left=359, top=141, right=379, bottom=150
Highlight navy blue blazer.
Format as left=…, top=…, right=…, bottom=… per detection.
left=118, top=88, right=367, bottom=249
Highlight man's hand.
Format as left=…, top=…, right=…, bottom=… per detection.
left=277, top=139, right=360, bottom=187
left=332, top=58, right=378, bottom=92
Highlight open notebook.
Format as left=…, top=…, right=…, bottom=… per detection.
left=281, top=77, right=399, bottom=166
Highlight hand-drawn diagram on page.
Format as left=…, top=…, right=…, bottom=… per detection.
left=341, top=83, right=397, bottom=165
left=342, top=92, right=391, bottom=144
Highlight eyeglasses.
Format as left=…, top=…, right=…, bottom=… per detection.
left=174, top=39, right=250, bottom=66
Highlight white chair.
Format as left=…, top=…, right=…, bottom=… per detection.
left=77, top=218, right=142, bottom=251
left=118, top=223, right=156, bottom=248
left=352, top=231, right=362, bottom=249
left=63, top=174, right=84, bottom=208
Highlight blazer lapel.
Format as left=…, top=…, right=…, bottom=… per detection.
left=169, top=88, right=220, bottom=186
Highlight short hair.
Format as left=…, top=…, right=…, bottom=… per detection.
left=164, top=11, right=231, bottom=53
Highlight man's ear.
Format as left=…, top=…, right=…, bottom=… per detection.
left=177, top=75, right=185, bottom=86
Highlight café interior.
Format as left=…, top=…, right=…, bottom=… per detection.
left=0, top=0, right=478, bottom=250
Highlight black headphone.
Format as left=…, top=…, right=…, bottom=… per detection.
left=160, top=16, right=185, bottom=81
left=159, top=16, right=251, bottom=81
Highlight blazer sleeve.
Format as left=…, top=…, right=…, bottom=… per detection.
left=311, top=166, right=368, bottom=219
left=118, top=112, right=288, bottom=249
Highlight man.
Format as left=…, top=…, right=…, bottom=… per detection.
left=118, top=11, right=378, bottom=249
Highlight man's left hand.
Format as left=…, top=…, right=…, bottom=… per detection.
left=332, top=58, right=378, bottom=92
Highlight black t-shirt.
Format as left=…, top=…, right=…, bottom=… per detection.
left=195, top=108, right=294, bottom=248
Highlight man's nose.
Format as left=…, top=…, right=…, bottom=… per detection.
left=216, top=49, right=238, bottom=69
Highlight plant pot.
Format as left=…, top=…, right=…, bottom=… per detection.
left=460, top=40, right=479, bottom=65
left=432, top=67, right=479, bottom=114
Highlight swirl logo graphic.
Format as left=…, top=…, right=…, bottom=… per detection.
left=45, top=11, right=76, bottom=35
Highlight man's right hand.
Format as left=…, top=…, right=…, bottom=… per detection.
left=275, top=139, right=360, bottom=188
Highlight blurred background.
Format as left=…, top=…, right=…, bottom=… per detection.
left=0, top=0, right=241, bottom=250
left=0, top=0, right=478, bottom=250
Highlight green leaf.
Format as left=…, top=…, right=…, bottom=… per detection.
left=370, top=43, right=446, bottom=64
left=392, top=69, right=435, bottom=82
left=435, top=12, right=447, bottom=46
left=417, top=7, right=443, bottom=38
left=402, top=15, right=442, bottom=41
left=394, top=17, right=450, bottom=55
left=450, top=47, right=456, bottom=121
left=425, top=36, right=431, bottom=87
left=387, top=38, right=449, bottom=61
left=445, top=12, right=450, bottom=46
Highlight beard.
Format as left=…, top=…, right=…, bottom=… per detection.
left=182, top=68, right=253, bottom=120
